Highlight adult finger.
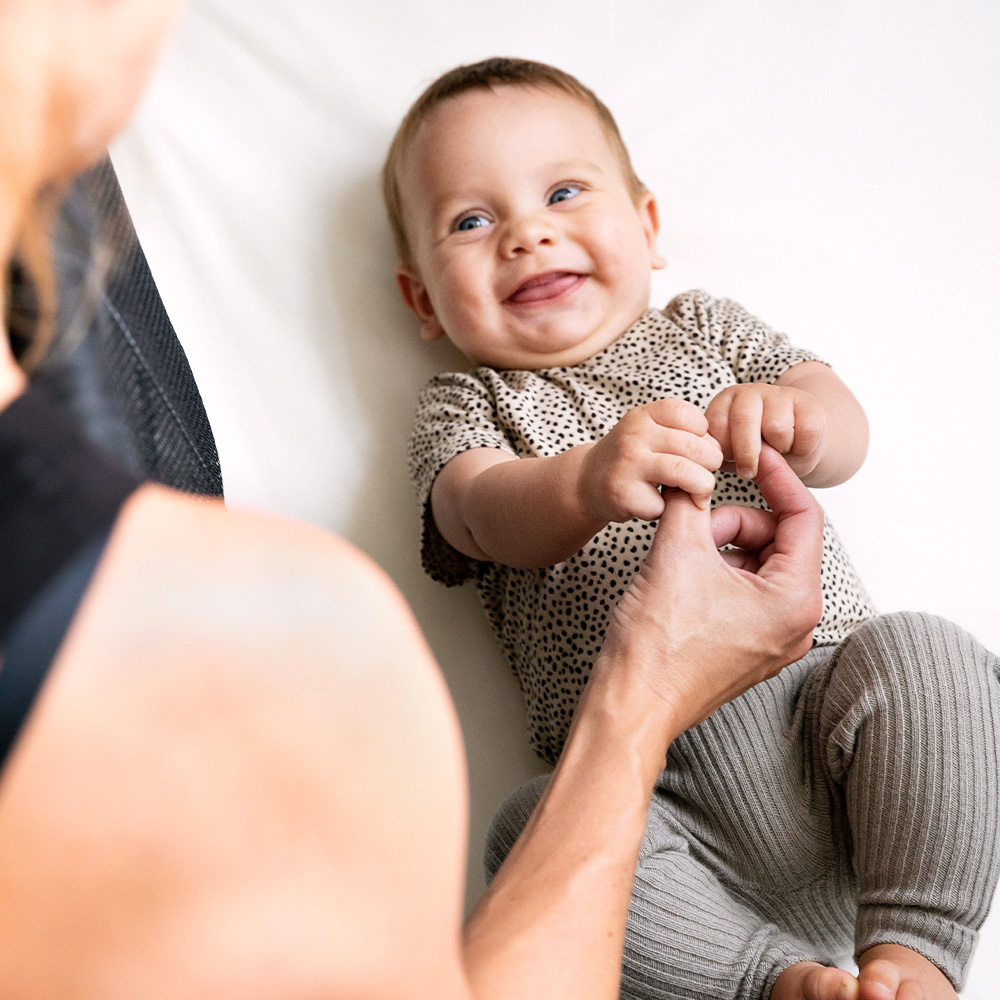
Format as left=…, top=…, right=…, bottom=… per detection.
left=649, top=486, right=717, bottom=556
left=719, top=548, right=762, bottom=573
left=710, top=505, right=777, bottom=553
left=752, top=445, right=824, bottom=580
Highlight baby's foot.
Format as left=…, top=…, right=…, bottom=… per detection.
left=856, top=944, right=957, bottom=1000
left=771, top=961, right=859, bottom=1000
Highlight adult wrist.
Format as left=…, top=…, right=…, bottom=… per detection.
left=573, top=661, right=680, bottom=785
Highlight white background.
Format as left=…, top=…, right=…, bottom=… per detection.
left=113, top=1, right=999, bottom=991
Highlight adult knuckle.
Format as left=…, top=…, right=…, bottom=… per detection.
left=616, top=410, right=639, bottom=434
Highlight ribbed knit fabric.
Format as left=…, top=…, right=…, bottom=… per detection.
left=484, top=612, right=1000, bottom=999
left=813, top=613, right=1000, bottom=984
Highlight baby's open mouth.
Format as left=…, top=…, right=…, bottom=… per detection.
left=505, top=271, right=583, bottom=304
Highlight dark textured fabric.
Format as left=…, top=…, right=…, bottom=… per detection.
left=0, top=385, right=142, bottom=642
left=0, top=155, right=223, bottom=772
left=34, top=155, right=224, bottom=497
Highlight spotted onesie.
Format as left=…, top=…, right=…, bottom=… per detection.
left=407, top=290, right=1000, bottom=997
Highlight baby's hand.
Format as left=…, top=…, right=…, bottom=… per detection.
left=580, top=398, right=723, bottom=519
left=705, top=383, right=825, bottom=480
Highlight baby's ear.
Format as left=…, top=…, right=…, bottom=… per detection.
left=638, top=192, right=667, bottom=271
left=396, top=269, right=445, bottom=342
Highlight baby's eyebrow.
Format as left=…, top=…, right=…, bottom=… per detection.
left=427, top=191, right=471, bottom=215
left=423, top=193, right=484, bottom=242
left=546, top=158, right=605, bottom=176
left=442, top=161, right=599, bottom=198
left=422, top=157, right=611, bottom=227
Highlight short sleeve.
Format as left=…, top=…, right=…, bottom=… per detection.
left=663, top=290, right=827, bottom=383
left=407, top=371, right=516, bottom=586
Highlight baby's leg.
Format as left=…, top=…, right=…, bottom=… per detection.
left=624, top=817, right=844, bottom=1000
left=808, top=611, right=1000, bottom=998
left=486, top=773, right=844, bottom=1000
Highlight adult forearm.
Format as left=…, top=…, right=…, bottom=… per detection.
left=463, top=671, right=671, bottom=1000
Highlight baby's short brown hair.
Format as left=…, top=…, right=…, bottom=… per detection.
left=381, top=56, right=646, bottom=270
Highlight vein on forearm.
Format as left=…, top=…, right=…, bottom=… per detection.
left=462, top=676, right=672, bottom=1000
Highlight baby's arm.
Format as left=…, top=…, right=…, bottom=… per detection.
left=431, top=398, right=722, bottom=568
left=705, top=360, right=868, bottom=486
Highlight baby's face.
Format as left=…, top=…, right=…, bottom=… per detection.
left=396, top=85, right=664, bottom=369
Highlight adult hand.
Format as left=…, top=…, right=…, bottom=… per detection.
left=592, top=444, right=824, bottom=742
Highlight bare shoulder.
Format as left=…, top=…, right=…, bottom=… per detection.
left=113, top=485, right=403, bottom=607
left=0, top=486, right=472, bottom=999
left=90, top=485, right=424, bottom=663
left=55, top=483, right=456, bottom=741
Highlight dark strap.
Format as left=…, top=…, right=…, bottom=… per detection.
left=0, top=528, right=111, bottom=773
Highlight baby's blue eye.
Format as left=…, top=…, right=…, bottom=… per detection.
left=456, top=214, right=489, bottom=231
left=548, top=185, right=581, bottom=204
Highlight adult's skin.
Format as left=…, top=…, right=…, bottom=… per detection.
left=0, top=0, right=825, bottom=996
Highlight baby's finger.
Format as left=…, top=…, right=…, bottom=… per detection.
left=649, top=455, right=717, bottom=510
left=645, top=397, right=710, bottom=436
left=649, top=426, right=724, bottom=472
left=704, top=395, right=734, bottom=460
left=612, top=480, right=670, bottom=523
left=760, top=398, right=796, bottom=455
left=787, top=398, right=825, bottom=458
left=728, top=393, right=764, bottom=479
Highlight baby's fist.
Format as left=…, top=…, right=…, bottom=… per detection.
left=705, top=383, right=825, bottom=479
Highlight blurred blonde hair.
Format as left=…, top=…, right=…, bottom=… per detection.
left=381, top=56, right=646, bottom=270
left=5, top=191, right=60, bottom=372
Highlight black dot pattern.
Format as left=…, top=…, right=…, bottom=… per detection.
left=408, top=290, right=878, bottom=764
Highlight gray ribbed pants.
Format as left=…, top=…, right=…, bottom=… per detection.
left=484, top=612, right=1000, bottom=999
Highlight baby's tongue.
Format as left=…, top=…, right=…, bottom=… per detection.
left=508, top=272, right=578, bottom=303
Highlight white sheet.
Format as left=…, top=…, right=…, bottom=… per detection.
left=112, top=1, right=1000, bottom=991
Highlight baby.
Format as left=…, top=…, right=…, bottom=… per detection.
left=383, top=57, right=1000, bottom=1000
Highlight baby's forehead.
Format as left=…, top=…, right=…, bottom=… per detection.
left=409, top=85, right=614, bottom=172
left=423, top=82, right=600, bottom=130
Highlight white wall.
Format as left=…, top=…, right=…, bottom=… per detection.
left=113, top=0, right=999, bottom=987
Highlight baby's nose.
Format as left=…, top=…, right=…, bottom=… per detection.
left=500, top=212, right=560, bottom=256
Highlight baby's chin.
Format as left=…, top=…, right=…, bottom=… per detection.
left=471, top=338, right=609, bottom=371
left=445, top=302, right=636, bottom=369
